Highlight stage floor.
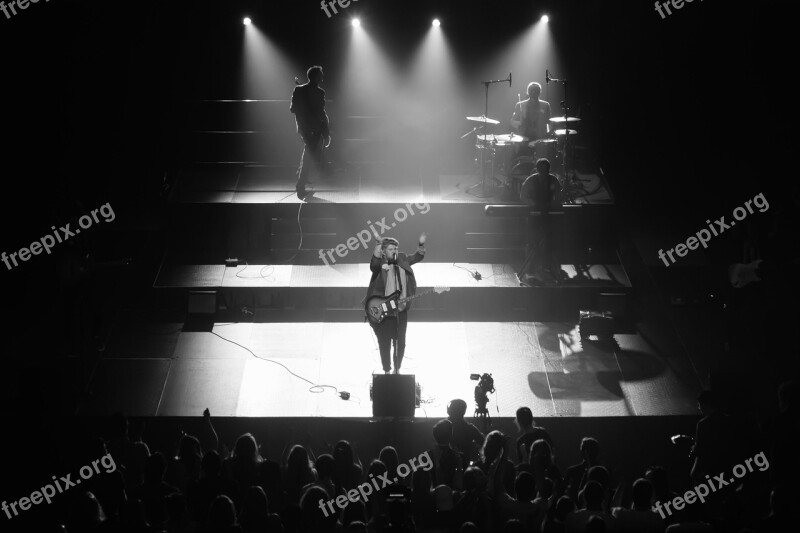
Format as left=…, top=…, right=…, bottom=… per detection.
left=171, top=167, right=613, bottom=205
left=79, top=318, right=699, bottom=418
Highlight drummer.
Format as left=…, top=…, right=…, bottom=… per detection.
left=510, top=82, right=552, bottom=150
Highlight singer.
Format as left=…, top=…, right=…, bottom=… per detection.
left=290, top=65, right=331, bottom=199
left=366, top=236, right=426, bottom=374
left=510, top=82, right=552, bottom=148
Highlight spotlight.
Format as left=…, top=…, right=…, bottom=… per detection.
left=243, top=17, right=251, bottom=25
left=352, top=18, right=360, bottom=27
left=541, top=14, right=549, bottom=23
left=432, top=18, right=440, bottom=27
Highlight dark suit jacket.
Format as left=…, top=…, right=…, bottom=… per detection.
left=366, top=250, right=425, bottom=310
left=290, top=82, right=329, bottom=139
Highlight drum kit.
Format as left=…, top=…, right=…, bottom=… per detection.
left=464, top=113, right=582, bottom=199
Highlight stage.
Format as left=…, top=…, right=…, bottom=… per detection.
left=79, top=307, right=699, bottom=418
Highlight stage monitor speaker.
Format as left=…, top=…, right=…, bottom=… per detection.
left=372, top=374, right=416, bottom=417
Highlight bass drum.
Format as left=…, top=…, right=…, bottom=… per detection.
left=530, top=139, right=559, bottom=166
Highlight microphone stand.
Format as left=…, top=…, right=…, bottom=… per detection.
left=548, top=72, right=576, bottom=186
left=392, top=254, right=403, bottom=373
left=468, top=73, right=511, bottom=198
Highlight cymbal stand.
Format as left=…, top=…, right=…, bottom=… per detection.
left=467, top=74, right=511, bottom=198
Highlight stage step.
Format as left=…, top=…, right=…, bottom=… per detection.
left=153, top=261, right=633, bottom=321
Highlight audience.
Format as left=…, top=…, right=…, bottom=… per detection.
left=429, top=419, right=464, bottom=489
left=527, top=438, right=562, bottom=495
left=51, top=393, right=790, bottom=532
left=611, top=478, right=665, bottom=532
left=564, top=481, right=615, bottom=532
left=563, top=437, right=601, bottom=501
left=333, top=440, right=363, bottom=494
left=447, top=399, right=485, bottom=465
left=514, top=407, right=553, bottom=464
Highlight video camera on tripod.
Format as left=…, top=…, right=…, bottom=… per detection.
left=470, top=372, right=495, bottom=417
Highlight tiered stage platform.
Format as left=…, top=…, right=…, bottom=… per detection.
left=73, top=163, right=703, bottom=421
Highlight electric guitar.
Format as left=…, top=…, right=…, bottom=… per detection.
left=365, top=287, right=450, bottom=325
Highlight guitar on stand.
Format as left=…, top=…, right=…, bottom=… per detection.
left=365, top=287, right=450, bottom=325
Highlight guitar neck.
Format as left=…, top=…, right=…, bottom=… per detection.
left=397, top=288, right=435, bottom=305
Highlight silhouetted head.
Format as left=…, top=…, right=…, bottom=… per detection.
left=527, top=82, right=542, bottom=100
left=536, top=158, right=551, bottom=175
left=307, top=65, right=324, bottom=85
left=67, top=491, right=106, bottom=529
left=209, top=495, right=237, bottom=529
left=580, top=437, right=600, bottom=462
left=586, top=465, right=610, bottom=489
left=529, top=438, right=553, bottom=464
left=447, top=399, right=468, bottom=420
left=367, top=459, right=387, bottom=480
left=586, top=515, right=606, bottom=533
left=580, top=481, right=604, bottom=510
left=481, top=430, right=507, bottom=464
left=645, top=465, right=669, bottom=498
left=315, top=453, right=335, bottom=480
left=379, top=446, right=399, bottom=474
left=631, top=478, right=653, bottom=510
left=287, top=445, right=312, bottom=474
left=555, top=496, right=576, bottom=521
left=240, top=486, right=270, bottom=529
left=333, top=440, right=356, bottom=477
left=515, top=407, right=534, bottom=430
left=232, top=433, right=261, bottom=463
left=178, top=434, right=201, bottom=461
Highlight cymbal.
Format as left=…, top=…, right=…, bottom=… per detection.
left=493, top=133, right=528, bottom=143
left=466, top=115, right=500, bottom=125
left=549, top=116, right=581, bottom=123
left=554, top=129, right=578, bottom=136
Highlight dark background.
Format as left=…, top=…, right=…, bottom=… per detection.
left=3, top=0, right=796, bottom=352
left=2, top=0, right=795, bottom=215
left=0, top=1, right=797, bottom=529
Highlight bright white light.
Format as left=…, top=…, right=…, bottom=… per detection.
left=243, top=17, right=251, bottom=26
left=541, top=15, right=549, bottom=23
left=352, top=18, right=360, bottom=27
left=432, top=19, right=440, bottom=27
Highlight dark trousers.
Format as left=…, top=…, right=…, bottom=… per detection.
left=371, top=311, right=408, bottom=372
left=296, top=135, right=324, bottom=189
